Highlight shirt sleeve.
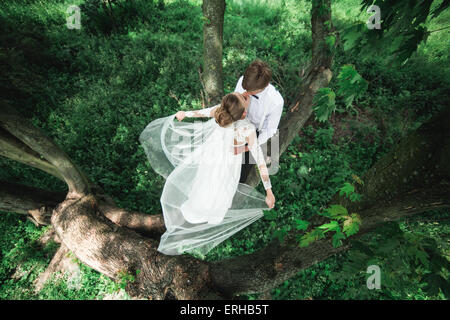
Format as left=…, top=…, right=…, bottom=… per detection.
left=234, top=76, right=245, bottom=93
left=257, top=96, right=284, bottom=145
left=246, top=125, right=272, bottom=190
left=185, top=104, right=219, bottom=118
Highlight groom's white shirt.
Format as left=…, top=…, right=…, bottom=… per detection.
left=233, top=76, right=284, bottom=145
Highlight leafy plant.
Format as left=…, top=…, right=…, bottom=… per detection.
left=336, top=64, right=368, bottom=114
left=297, top=179, right=363, bottom=248
left=312, top=87, right=336, bottom=122
left=112, top=269, right=140, bottom=293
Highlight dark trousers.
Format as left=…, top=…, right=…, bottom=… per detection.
left=239, top=130, right=270, bottom=183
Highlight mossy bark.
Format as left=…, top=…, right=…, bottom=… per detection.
left=202, top=0, right=225, bottom=106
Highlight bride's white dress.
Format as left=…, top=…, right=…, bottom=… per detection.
left=139, top=107, right=272, bottom=257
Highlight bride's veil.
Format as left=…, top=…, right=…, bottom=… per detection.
left=139, top=114, right=269, bottom=258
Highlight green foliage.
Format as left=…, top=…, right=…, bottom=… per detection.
left=268, top=209, right=449, bottom=300
left=313, top=64, right=369, bottom=122
left=338, top=182, right=355, bottom=198
left=332, top=229, right=346, bottom=248
left=321, top=204, right=348, bottom=219
left=297, top=180, right=363, bottom=249
left=328, top=217, right=450, bottom=299
left=294, top=219, right=309, bottom=231
left=312, top=87, right=336, bottom=122
left=79, top=0, right=163, bottom=35
left=340, top=0, right=449, bottom=65
left=336, top=64, right=368, bottom=113
left=298, top=228, right=326, bottom=247
left=0, top=214, right=57, bottom=299
left=272, top=227, right=289, bottom=244
left=113, top=269, right=140, bottom=292
left=314, top=127, right=334, bottom=148
left=264, top=210, right=277, bottom=220
left=318, top=220, right=340, bottom=233
left=342, top=213, right=361, bottom=237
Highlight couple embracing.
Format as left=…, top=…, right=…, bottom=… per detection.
left=139, top=60, right=284, bottom=257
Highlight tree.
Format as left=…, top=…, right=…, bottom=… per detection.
left=201, top=0, right=226, bottom=106
left=1, top=0, right=449, bottom=299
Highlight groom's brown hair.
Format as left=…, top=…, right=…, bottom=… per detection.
left=242, top=60, right=272, bottom=91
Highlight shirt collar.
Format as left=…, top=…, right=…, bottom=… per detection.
left=253, top=83, right=269, bottom=99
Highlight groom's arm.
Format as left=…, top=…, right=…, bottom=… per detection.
left=257, top=97, right=284, bottom=146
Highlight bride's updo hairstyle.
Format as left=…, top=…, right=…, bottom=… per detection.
left=214, top=93, right=245, bottom=128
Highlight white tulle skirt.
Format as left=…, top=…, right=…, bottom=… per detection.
left=139, top=114, right=268, bottom=257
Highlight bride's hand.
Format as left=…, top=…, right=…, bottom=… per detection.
left=265, top=189, right=275, bottom=209
left=175, top=111, right=186, bottom=121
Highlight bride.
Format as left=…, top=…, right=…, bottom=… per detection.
left=139, top=92, right=275, bottom=257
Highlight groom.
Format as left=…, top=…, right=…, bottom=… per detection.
left=234, top=60, right=284, bottom=182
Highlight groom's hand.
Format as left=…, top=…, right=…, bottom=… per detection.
left=175, top=111, right=186, bottom=121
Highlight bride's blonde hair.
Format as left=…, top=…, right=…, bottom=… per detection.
left=214, top=93, right=245, bottom=127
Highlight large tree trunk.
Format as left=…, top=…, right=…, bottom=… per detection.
left=245, top=0, right=335, bottom=186
left=201, top=0, right=226, bottom=106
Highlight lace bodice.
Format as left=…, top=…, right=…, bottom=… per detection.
left=185, top=107, right=272, bottom=190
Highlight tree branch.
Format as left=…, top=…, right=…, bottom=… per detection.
left=0, top=179, right=164, bottom=234
left=0, top=103, right=91, bottom=197
left=0, top=180, right=65, bottom=225
left=0, top=126, right=65, bottom=181
left=97, top=201, right=166, bottom=236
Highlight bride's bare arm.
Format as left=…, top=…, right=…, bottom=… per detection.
left=175, top=104, right=220, bottom=121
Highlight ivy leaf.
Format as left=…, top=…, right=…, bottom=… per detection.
left=294, top=219, right=310, bottom=231
left=339, top=182, right=355, bottom=198
left=332, top=229, right=346, bottom=248
left=349, top=192, right=362, bottom=202
left=391, top=27, right=429, bottom=64
left=317, top=220, right=340, bottom=234
left=298, top=228, right=325, bottom=247
left=343, top=213, right=362, bottom=237
left=322, top=204, right=348, bottom=219
left=312, top=87, right=336, bottom=122
left=336, top=64, right=368, bottom=109
left=297, top=165, right=309, bottom=177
